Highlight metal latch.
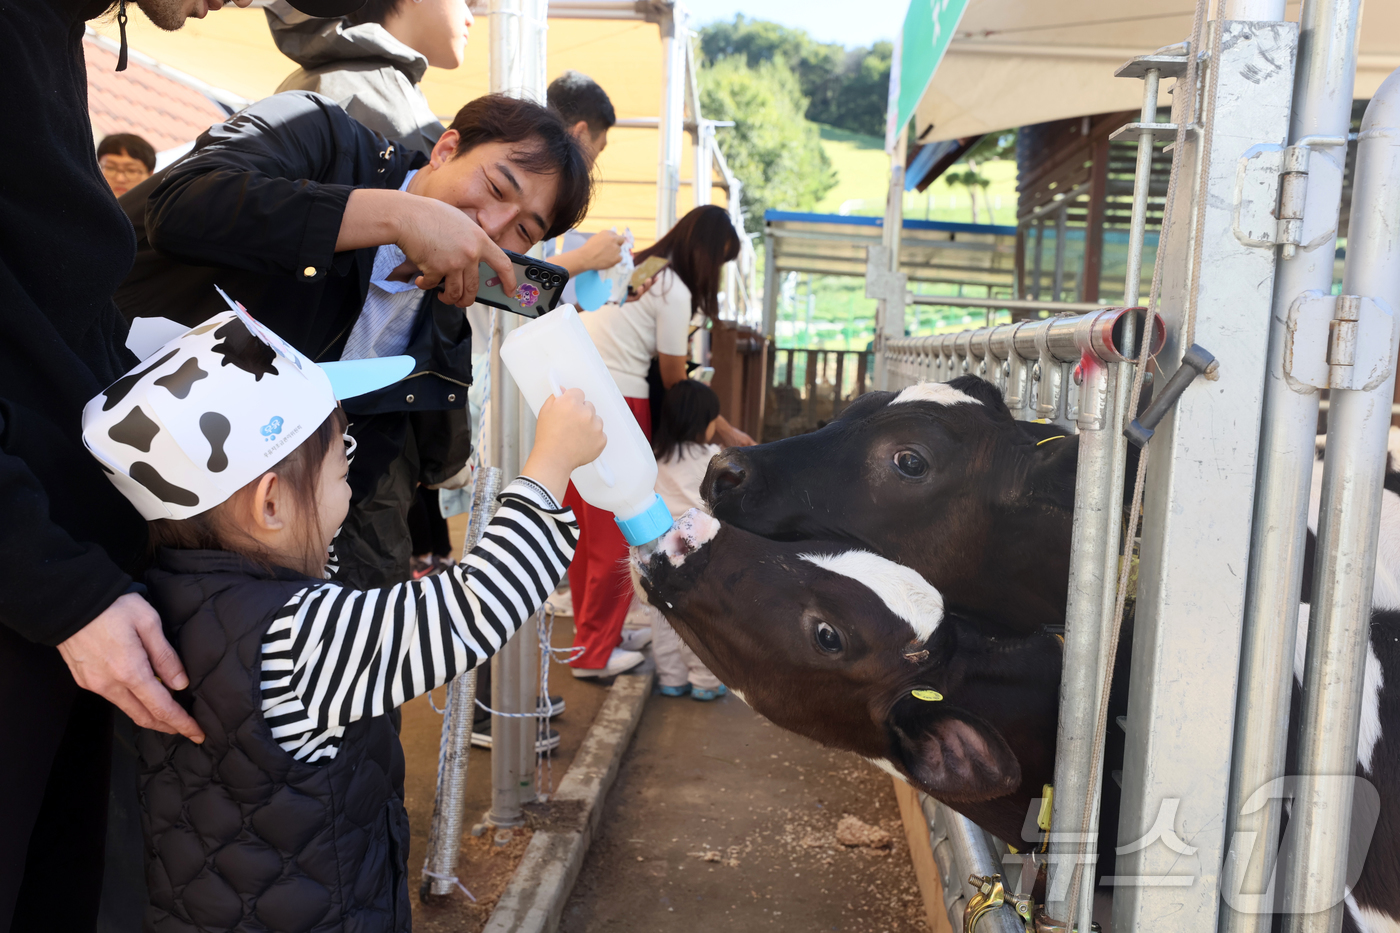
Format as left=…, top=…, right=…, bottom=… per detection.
left=965, top=874, right=1035, bottom=933
left=1284, top=293, right=1397, bottom=392
left=1125, top=344, right=1217, bottom=448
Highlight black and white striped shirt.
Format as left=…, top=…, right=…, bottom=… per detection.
left=259, top=479, right=576, bottom=763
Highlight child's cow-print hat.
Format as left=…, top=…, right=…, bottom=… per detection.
left=83, top=292, right=411, bottom=521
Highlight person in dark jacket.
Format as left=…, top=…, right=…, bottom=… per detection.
left=116, top=89, right=591, bottom=588
left=0, top=0, right=365, bottom=929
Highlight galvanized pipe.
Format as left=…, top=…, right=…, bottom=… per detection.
left=1280, top=69, right=1400, bottom=933
left=921, top=796, right=1025, bottom=933
left=655, top=3, right=684, bottom=237
left=883, top=307, right=1164, bottom=370
left=1221, top=1, right=1361, bottom=927
left=1053, top=205, right=1068, bottom=302
left=422, top=467, right=504, bottom=897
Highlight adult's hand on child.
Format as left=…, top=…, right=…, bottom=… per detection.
left=58, top=593, right=205, bottom=743
left=523, top=388, right=607, bottom=502
left=390, top=196, right=516, bottom=307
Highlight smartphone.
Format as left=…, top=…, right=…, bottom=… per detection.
left=473, top=250, right=570, bottom=318
left=627, top=256, right=670, bottom=298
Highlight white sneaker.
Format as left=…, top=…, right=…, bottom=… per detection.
left=571, top=648, right=646, bottom=679
left=618, top=627, right=653, bottom=651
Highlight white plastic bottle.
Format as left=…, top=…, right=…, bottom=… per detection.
left=500, top=305, right=674, bottom=546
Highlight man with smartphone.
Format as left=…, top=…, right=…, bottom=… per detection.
left=115, top=90, right=591, bottom=588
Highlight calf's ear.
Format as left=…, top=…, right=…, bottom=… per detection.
left=886, top=694, right=1021, bottom=802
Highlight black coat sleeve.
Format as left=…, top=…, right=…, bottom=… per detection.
left=0, top=401, right=135, bottom=645
left=145, top=91, right=385, bottom=282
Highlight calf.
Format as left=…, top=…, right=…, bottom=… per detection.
left=701, top=377, right=1080, bottom=634
left=633, top=510, right=1064, bottom=847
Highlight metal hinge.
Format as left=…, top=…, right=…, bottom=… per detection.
left=1284, top=292, right=1397, bottom=392
left=1233, top=136, right=1347, bottom=253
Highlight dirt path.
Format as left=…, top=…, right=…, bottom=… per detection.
left=560, top=688, right=928, bottom=932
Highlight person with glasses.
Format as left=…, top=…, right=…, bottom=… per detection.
left=97, top=133, right=156, bottom=198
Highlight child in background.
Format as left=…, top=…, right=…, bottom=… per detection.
left=82, top=309, right=604, bottom=932
left=648, top=379, right=727, bottom=700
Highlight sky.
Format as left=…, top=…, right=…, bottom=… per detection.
left=684, top=0, right=907, bottom=48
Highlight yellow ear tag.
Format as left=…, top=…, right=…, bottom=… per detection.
left=911, top=688, right=943, bottom=702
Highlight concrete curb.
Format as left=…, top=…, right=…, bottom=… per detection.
left=482, top=670, right=653, bottom=933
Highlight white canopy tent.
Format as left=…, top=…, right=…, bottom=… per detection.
left=893, top=0, right=1400, bottom=144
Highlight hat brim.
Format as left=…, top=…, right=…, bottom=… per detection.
left=320, top=355, right=415, bottom=400
left=284, top=0, right=366, bottom=16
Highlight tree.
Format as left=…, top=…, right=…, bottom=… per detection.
left=700, top=55, right=837, bottom=234
left=699, top=16, right=892, bottom=140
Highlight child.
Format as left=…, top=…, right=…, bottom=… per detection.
left=647, top=379, right=727, bottom=700
left=82, top=308, right=604, bottom=932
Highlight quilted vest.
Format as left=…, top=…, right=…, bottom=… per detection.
left=140, top=548, right=411, bottom=933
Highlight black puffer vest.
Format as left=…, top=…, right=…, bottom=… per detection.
left=140, top=548, right=411, bottom=933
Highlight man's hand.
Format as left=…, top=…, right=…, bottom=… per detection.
left=390, top=196, right=516, bottom=307
left=58, top=593, right=205, bottom=743
left=553, top=230, right=627, bottom=276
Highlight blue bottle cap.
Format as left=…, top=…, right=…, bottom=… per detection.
left=615, top=494, right=674, bottom=546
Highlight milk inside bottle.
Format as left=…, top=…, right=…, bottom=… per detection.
left=500, top=305, right=674, bottom=546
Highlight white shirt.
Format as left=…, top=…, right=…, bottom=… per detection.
left=655, top=442, right=720, bottom=519
left=341, top=170, right=425, bottom=360
left=581, top=268, right=693, bottom=397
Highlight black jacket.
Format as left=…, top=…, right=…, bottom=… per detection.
left=142, top=548, right=411, bottom=933
left=0, top=0, right=151, bottom=645
left=116, top=91, right=472, bottom=413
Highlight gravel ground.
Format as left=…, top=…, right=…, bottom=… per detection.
left=560, top=687, right=928, bottom=932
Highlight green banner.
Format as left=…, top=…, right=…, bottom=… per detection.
left=885, top=0, right=972, bottom=149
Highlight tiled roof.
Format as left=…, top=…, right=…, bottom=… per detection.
left=85, top=36, right=229, bottom=152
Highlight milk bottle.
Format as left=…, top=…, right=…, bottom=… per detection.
left=500, top=305, right=674, bottom=546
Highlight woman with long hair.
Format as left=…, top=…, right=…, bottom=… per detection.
left=568, top=205, right=749, bottom=678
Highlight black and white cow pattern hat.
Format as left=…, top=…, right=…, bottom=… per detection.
left=83, top=300, right=411, bottom=521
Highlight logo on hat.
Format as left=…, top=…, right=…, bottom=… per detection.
left=261, top=416, right=285, bottom=439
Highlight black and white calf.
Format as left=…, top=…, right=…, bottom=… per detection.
left=649, top=375, right=1400, bottom=930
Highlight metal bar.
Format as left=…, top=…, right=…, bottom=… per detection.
left=885, top=308, right=1161, bottom=368
left=921, top=796, right=1026, bottom=933
left=1031, top=221, right=1045, bottom=300
left=485, top=0, right=538, bottom=826
left=1221, top=1, right=1362, bottom=928
left=1052, top=205, right=1068, bottom=303
left=1280, top=68, right=1400, bottom=933
left=422, top=467, right=504, bottom=897
left=762, top=233, right=778, bottom=338
left=908, top=294, right=1104, bottom=313
left=655, top=4, right=684, bottom=238
left=1116, top=19, right=1298, bottom=932
left=874, top=143, right=907, bottom=391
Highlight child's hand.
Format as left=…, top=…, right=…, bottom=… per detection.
left=523, top=388, right=607, bottom=502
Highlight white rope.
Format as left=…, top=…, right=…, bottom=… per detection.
left=421, top=870, right=476, bottom=902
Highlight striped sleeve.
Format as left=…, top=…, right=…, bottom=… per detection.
left=260, top=478, right=578, bottom=762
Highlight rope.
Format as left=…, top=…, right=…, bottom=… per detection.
left=1063, top=0, right=1210, bottom=924
left=422, top=870, right=476, bottom=902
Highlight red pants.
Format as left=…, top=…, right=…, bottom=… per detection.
left=565, top=396, right=651, bottom=669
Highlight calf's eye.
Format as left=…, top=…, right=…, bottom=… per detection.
left=815, top=621, right=843, bottom=653
left=894, top=450, right=928, bottom=478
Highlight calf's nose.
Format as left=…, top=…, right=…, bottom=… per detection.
left=702, top=453, right=748, bottom=505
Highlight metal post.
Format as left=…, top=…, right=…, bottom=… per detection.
left=762, top=228, right=778, bottom=339
left=1221, top=0, right=1360, bottom=928
left=1031, top=221, right=1045, bottom=301
left=1115, top=18, right=1297, bottom=933
left=873, top=139, right=906, bottom=390
left=422, top=467, right=503, bottom=897
left=694, top=123, right=713, bottom=208
left=1052, top=204, right=1068, bottom=303
left=1280, top=69, right=1400, bottom=933
left=656, top=4, right=684, bottom=238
